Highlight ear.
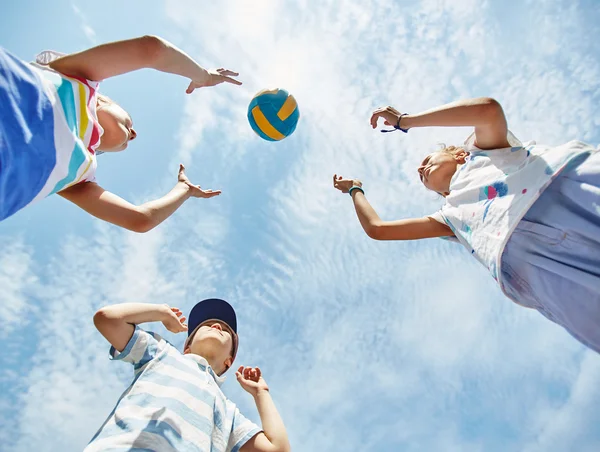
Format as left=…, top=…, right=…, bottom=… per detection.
left=223, top=356, right=233, bottom=372
left=455, top=150, right=469, bottom=164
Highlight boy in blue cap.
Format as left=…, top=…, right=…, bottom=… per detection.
left=85, top=298, right=290, bottom=452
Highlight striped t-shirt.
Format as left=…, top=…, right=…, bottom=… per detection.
left=84, top=327, right=261, bottom=452
left=0, top=47, right=101, bottom=221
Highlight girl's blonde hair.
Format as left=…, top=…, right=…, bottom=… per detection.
left=437, top=144, right=465, bottom=156
left=97, top=93, right=115, bottom=106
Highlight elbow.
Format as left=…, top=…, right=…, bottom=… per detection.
left=126, top=210, right=155, bottom=233
left=137, top=35, right=168, bottom=67
left=272, top=443, right=291, bottom=452
left=479, top=97, right=505, bottom=122
left=93, top=307, right=114, bottom=328
left=365, top=222, right=384, bottom=240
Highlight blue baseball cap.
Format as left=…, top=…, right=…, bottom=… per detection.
left=184, top=298, right=239, bottom=361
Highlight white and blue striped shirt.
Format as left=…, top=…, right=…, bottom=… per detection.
left=85, top=327, right=261, bottom=452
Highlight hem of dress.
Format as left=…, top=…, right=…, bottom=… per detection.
left=495, top=148, right=598, bottom=298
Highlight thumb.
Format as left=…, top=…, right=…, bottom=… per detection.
left=179, top=163, right=185, bottom=173
left=186, top=82, right=195, bottom=94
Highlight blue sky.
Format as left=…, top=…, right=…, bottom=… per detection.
left=1, top=0, right=600, bottom=451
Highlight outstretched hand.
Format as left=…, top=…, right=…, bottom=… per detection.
left=186, top=68, right=242, bottom=93
left=236, top=366, right=269, bottom=396
left=177, top=164, right=222, bottom=199
left=161, top=305, right=188, bottom=333
left=370, top=105, right=402, bottom=129
left=333, top=174, right=362, bottom=194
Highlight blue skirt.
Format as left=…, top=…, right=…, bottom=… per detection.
left=501, top=149, right=600, bottom=352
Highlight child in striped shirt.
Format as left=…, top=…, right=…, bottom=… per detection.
left=0, top=36, right=240, bottom=231
left=87, top=298, right=290, bottom=452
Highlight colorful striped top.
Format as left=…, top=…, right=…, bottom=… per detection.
left=84, top=327, right=262, bottom=452
left=0, top=47, right=102, bottom=221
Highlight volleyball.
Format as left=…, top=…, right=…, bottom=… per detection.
left=247, top=88, right=299, bottom=141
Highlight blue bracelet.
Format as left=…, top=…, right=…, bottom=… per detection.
left=348, top=186, right=364, bottom=197
left=381, top=113, right=409, bottom=133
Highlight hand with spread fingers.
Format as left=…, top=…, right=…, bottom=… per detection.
left=333, top=174, right=362, bottom=194
left=161, top=305, right=188, bottom=333
left=370, top=105, right=403, bottom=129
left=236, top=366, right=269, bottom=396
left=186, top=68, right=242, bottom=93
left=177, top=164, right=222, bottom=199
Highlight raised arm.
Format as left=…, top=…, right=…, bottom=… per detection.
left=94, top=303, right=187, bottom=352
left=333, top=175, right=453, bottom=240
left=371, top=97, right=509, bottom=150
left=47, top=35, right=241, bottom=90
left=238, top=367, right=291, bottom=452
left=58, top=164, right=220, bottom=233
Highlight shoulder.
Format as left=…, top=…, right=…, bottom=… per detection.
left=34, top=51, right=101, bottom=90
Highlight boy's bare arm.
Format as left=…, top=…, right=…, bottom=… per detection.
left=237, top=367, right=291, bottom=452
left=93, top=303, right=187, bottom=352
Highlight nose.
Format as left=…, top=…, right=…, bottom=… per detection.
left=129, top=128, right=137, bottom=141
left=211, top=323, right=223, bottom=332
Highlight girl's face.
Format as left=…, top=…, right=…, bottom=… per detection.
left=96, top=102, right=137, bottom=152
left=417, top=150, right=467, bottom=196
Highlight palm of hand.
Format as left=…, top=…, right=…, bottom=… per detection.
left=333, top=174, right=361, bottom=193
left=186, top=68, right=242, bottom=93
left=177, top=164, right=221, bottom=199
left=162, top=306, right=188, bottom=333
left=370, top=105, right=401, bottom=128
left=236, top=366, right=269, bottom=394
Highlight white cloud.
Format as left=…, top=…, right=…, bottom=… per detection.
left=71, top=4, right=98, bottom=44
left=0, top=237, right=37, bottom=337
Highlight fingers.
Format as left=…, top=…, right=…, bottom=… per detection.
left=370, top=112, right=380, bottom=129
left=217, top=68, right=242, bottom=85
left=235, top=366, right=261, bottom=382
left=186, top=82, right=195, bottom=94
left=370, top=106, right=399, bottom=128
left=199, top=189, right=222, bottom=199
left=221, top=76, right=243, bottom=86
left=217, top=68, right=240, bottom=77
left=179, top=163, right=186, bottom=174
left=242, top=366, right=259, bottom=381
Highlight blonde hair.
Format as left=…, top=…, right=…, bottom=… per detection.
left=96, top=93, right=116, bottom=106
left=437, top=144, right=465, bottom=156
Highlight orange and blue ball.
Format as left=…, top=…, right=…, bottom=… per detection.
left=247, top=88, right=299, bottom=141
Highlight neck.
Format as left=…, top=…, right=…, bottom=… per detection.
left=188, top=349, right=225, bottom=375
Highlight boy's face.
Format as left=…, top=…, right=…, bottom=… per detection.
left=184, top=320, right=236, bottom=375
